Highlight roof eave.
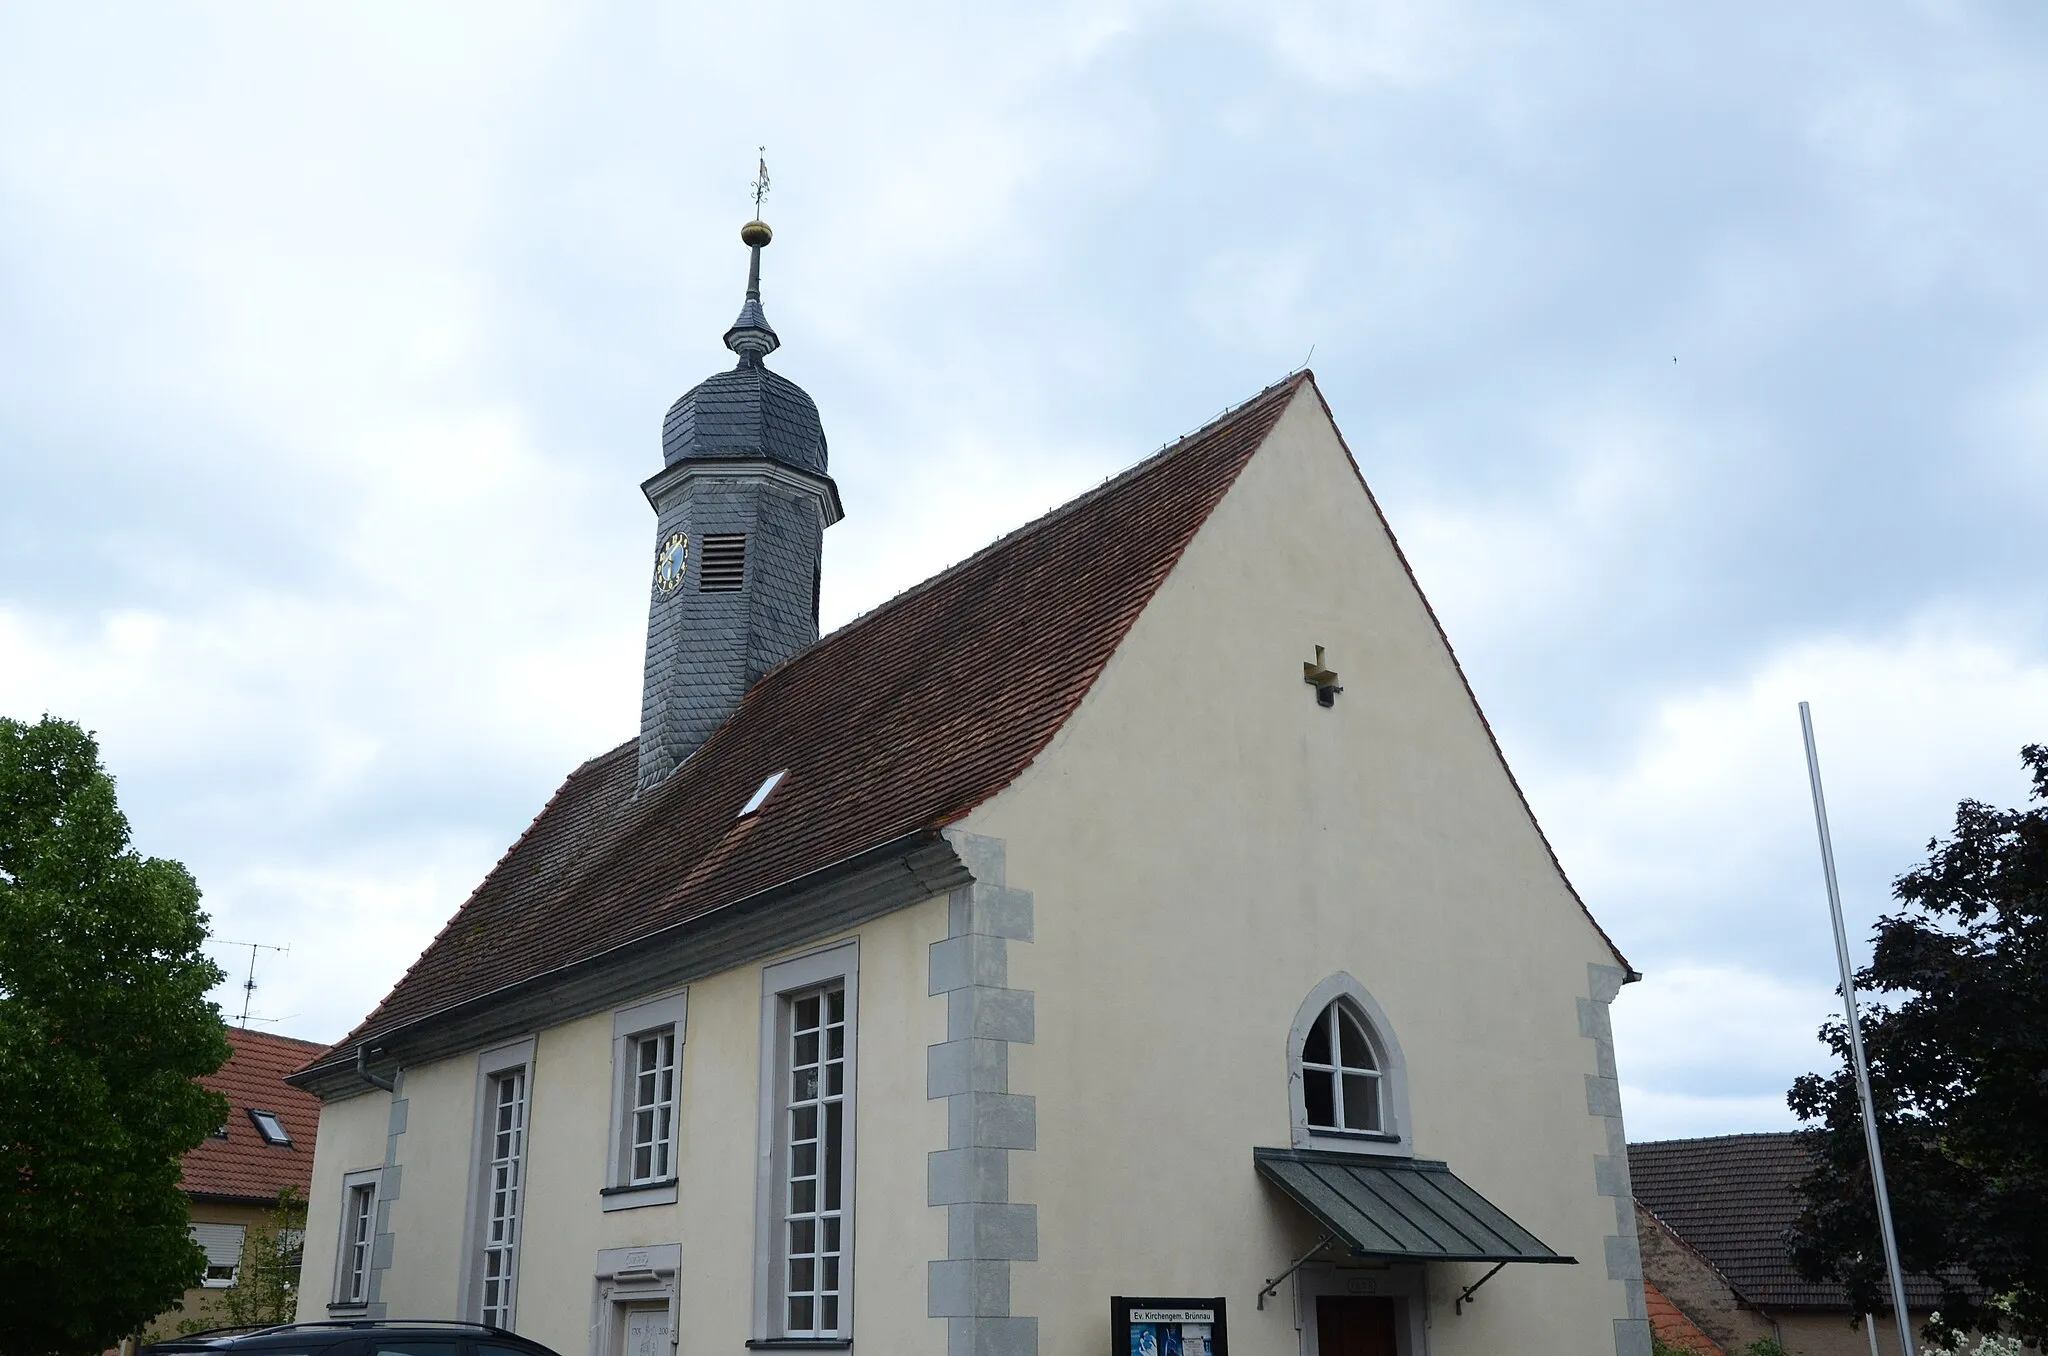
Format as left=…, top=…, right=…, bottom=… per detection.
left=289, top=826, right=970, bottom=1100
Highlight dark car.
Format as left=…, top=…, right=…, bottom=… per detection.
left=141, top=1320, right=567, bottom=1356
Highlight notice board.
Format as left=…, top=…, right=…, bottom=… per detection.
left=1112, top=1295, right=1228, bottom=1356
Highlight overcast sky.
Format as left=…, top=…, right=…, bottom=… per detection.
left=3, top=2, right=2043, bottom=1142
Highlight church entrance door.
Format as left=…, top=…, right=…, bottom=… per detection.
left=1315, top=1295, right=1399, bottom=1356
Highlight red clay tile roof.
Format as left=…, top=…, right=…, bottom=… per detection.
left=182, top=1027, right=326, bottom=1202
left=1645, top=1280, right=1726, bottom=1355
left=302, top=375, right=1312, bottom=1077
left=1630, top=1132, right=1946, bottom=1311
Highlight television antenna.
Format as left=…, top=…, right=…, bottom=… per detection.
left=215, top=939, right=290, bottom=1028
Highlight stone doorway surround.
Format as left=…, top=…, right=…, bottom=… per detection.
left=592, top=1243, right=680, bottom=1356
left=1293, top=1263, right=1428, bottom=1356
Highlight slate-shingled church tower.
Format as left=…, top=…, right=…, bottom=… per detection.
left=638, top=218, right=843, bottom=787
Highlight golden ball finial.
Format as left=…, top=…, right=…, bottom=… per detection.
left=741, top=220, right=773, bottom=248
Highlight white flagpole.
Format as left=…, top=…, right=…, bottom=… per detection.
left=1799, top=702, right=1917, bottom=1356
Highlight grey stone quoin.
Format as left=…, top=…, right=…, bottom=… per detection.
left=929, top=830, right=1039, bottom=1356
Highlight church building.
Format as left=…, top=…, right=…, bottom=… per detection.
left=291, top=215, right=1651, bottom=1356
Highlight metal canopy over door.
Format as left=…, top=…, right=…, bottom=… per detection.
left=1254, top=1148, right=1573, bottom=1265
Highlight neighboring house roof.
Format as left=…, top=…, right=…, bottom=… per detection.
left=183, top=1027, right=326, bottom=1203
left=1645, top=1279, right=1726, bottom=1355
left=298, top=374, right=1310, bottom=1083
left=1629, top=1132, right=1944, bottom=1311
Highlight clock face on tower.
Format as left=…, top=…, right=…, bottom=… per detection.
left=654, top=533, right=688, bottom=594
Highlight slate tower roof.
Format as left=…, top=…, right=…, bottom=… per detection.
left=660, top=218, right=828, bottom=477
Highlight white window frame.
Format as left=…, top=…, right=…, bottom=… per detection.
left=751, top=940, right=858, bottom=1344
left=605, top=989, right=689, bottom=1211
left=463, top=1037, right=536, bottom=1328
left=331, top=1166, right=381, bottom=1309
left=1286, top=973, right=1412, bottom=1158
left=190, top=1221, right=245, bottom=1288
left=1300, top=999, right=1384, bottom=1134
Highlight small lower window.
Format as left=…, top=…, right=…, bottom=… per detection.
left=629, top=1029, right=677, bottom=1184
left=190, top=1221, right=246, bottom=1288
left=606, top=991, right=687, bottom=1203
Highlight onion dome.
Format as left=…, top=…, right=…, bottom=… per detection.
left=661, top=219, right=829, bottom=477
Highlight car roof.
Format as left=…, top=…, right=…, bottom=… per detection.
left=144, top=1323, right=559, bottom=1354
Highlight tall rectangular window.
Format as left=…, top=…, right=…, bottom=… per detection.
left=466, top=1038, right=535, bottom=1328
left=343, top=1183, right=375, bottom=1302
left=753, top=942, right=857, bottom=1344
left=630, top=1029, right=676, bottom=1184
left=783, top=984, right=846, bottom=1336
left=331, top=1166, right=381, bottom=1309
left=481, top=1068, right=527, bottom=1327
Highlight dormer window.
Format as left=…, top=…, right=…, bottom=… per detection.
left=740, top=770, right=786, bottom=817
left=248, top=1108, right=292, bottom=1146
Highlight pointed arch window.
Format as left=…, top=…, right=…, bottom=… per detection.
left=1288, top=974, right=1412, bottom=1156
left=1301, top=999, right=1382, bottom=1134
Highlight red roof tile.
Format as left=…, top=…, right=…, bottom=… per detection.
left=1644, top=1280, right=1726, bottom=1354
left=182, top=1027, right=327, bottom=1202
left=300, top=375, right=1311, bottom=1080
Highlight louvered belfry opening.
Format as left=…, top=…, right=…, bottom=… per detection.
left=699, top=534, right=747, bottom=592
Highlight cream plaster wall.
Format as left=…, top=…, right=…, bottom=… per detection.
left=964, top=387, right=1635, bottom=1356
left=296, top=1087, right=390, bottom=1322
left=302, top=899, right=949, bottom=1355
left=385, top=1049, right=485, bottom=1318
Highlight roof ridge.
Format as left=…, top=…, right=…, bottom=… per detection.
left=226, top=1029, right=329, bottom=1050
left=1631, top=1131, right=1811, bottom=1147
left=780, top=372, right=1311, bottom=674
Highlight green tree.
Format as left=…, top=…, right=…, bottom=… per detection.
left=167, top=1188, right=308, bottom=1335
left=0, top=716, right=231, bottom=1355
left=1788, top=743, right=2048, bottom=1349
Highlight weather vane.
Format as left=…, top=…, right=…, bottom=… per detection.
left=751, top=147, right=770, bottom=218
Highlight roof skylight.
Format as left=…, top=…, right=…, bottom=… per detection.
left=739, top=769, right=786, bottom=817
left=248, top=1109, right=292, bottom=1146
